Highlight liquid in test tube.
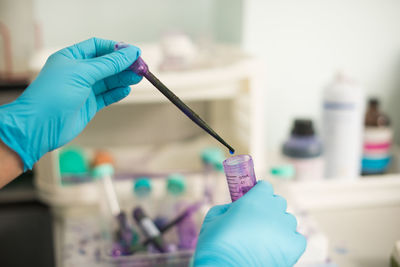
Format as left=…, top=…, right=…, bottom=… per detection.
left=223, top=154, right=257, bottom=202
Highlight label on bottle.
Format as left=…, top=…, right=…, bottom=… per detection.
left=286, top=156, right=324, bottom=181
left=141, top=218, right=160, bottom=238
left=323, top=100, right=364, bottom=178
left=362, top=126, right=393, bottom=174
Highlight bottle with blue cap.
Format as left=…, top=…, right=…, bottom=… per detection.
left=166, top=173, right=187, bottom=215
left=92, top=151, right=140, bottom=255
left=59, top=146, right=89, bottom=184
left=201, top=147, right=225, bottom=172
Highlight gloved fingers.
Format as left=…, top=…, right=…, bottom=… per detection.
left=91, top=38, right=119, bottom=57
left=272, top=194, right=288, bottom=213
left=239, top=180, right=274, bottom=204
left=283, top=212, right=298, bottom=230
left=104, top=70, right=143, bottom=91
left=286, top=232, right=307, bottom=266
left=92, top=70, right=142, bottom=95
left=92, top=80, right=108, bottom=96
left=58, top=37, right=116, bottom=60
left=203, top=204, right=230, bottom=222
left=235, top=181, right=288, bottom=215
left=96, top=86, right=131, bottom=111
left=86, top=44, right=141, bottom=81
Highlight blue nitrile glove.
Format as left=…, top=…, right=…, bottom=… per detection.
left=194, top=181, right=306, bottom=266
left=0, top=38, right=142, bottom=170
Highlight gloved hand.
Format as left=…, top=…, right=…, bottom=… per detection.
left=194, top=181, right=306, bottom=266
left=0, top=38, right=141, bottom=170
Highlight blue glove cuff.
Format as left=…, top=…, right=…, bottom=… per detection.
left=0, top=103, right=35, bottom=171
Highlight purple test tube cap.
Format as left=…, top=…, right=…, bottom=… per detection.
left=114, top=42, right=148, bottom=76
left=129, top=56, right=148, bottom=76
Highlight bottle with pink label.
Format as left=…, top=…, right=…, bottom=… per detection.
left=362, top=98, right=393, bottom=175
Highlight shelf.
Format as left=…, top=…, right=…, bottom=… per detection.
left=29, top=44, right=257, bottom=104
left=281, top=175, right=400, bottom=211
left=120, top=60, right=251, bottom=104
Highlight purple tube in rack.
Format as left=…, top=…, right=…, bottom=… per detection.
left=223, top=154, right=257, bottom=202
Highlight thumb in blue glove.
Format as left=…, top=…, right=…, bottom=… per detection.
left=0, top=38, right=142, bottom=170
left=194, top=180, right=306, bottom=266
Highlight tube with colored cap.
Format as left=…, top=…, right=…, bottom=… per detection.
left=114, top=42, right=235, bottom=155
left=92, top=151, right=139, bottom=255
left=133, top=206, right=167, bottom=253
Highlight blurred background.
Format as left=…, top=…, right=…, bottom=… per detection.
left=1, top=0, right=400, bottom=267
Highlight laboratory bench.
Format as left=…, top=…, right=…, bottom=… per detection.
left=33, top=170, right=400, bottom=267
left=267, top=147, right=400, bottom=266
left=1, top=160, right=398, bottom=267
left=274, top=175, right=400, bottom=267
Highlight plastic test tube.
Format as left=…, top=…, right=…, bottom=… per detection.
left=142, top=202, right=202, bottom=246
left=93, top=163, right=139, bottom=255
left=133, top=207, right=167, bottom=253
left=223, top=154, right=257, bottom=202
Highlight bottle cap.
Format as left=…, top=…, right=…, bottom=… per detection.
left=167, top=174, right=186, bottom=195
left=134, top=177, right=152, bottom=197
left=369, top=98, right=379, bottom=107
left=200, top=147, right=225, bottom=171
left=92, top=164, right=114, bottom=179
left=92, top=150, right=114, bottom=167
left=133, top=207, right=146, bottom=222
left=291, top=119, right=315, bottom=136
left=270, top=165, right=295, bottom=179
left=59, top=146, right=88, bottom=176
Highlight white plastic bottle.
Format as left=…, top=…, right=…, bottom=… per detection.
left=322, top=73, right=365, bottom=179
